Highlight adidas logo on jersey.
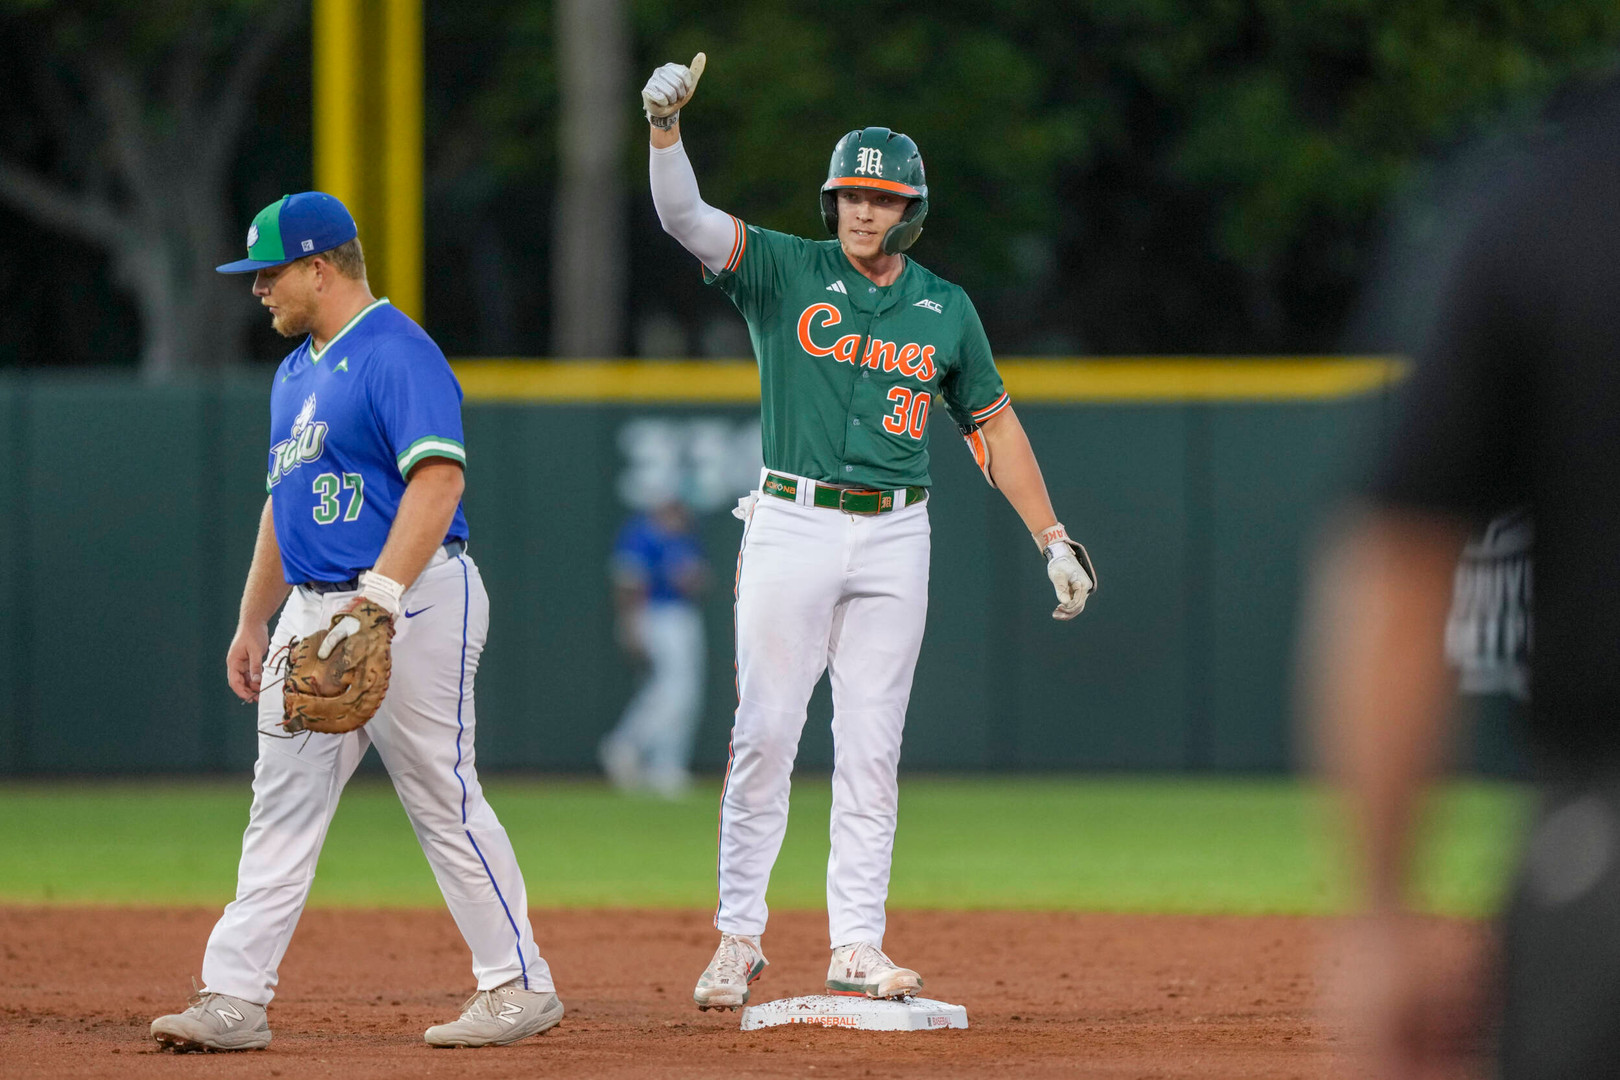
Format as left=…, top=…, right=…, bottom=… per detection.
left=914, top=299, right=943, bottom=313
left=826, top=281, right=847, bottom=294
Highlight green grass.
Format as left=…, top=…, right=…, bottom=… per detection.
left=0, top=775, right=1528, bottom=916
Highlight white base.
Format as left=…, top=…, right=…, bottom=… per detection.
left=739, top=994, right=968, bottom=1031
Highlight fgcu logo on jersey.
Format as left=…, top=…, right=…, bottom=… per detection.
left=267, top=394, right=329, bottom=488
left=796, top=303, right=937, bottom=382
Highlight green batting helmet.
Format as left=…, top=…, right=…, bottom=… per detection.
left=819, top=127, right=929, bottom=255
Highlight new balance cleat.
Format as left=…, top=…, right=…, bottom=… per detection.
left=424, top=977, right=563, bottom=1049
left=151, top=986, right=271, bottom=1052
left=424, top=979, right=564, bottom=1047
left=826, top=941, right=923, bottom=999
left=693, top=933, right=768, bottom=1011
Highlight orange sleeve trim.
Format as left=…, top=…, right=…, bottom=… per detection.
left=971, top=391, right=1011, bottom=422
left=725, top=216, right=747, bottom=272
left=822, top=176, right=924, bottom=197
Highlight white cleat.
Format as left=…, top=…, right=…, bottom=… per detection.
left=424, top=979, right=564, bottom=1048
left=826, top=941, right=923, bottom=999
left=693, top=933, right=768, bottom=1011
left=151, top=987, right=272, bottom=1052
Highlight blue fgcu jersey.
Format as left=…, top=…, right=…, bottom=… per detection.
left=613, top=514, right=705, bottom=604
left=266, top=298, right=469, bottom=584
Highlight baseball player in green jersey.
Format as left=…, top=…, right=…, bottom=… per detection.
left=643, top=54, right=1096, bottom=1010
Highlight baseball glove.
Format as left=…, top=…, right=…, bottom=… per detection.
left=281, top=600, right=395, bottom=734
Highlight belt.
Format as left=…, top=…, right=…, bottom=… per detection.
left=761, top=472, right=927, bottom=515
left=301, top=539, right=467, bottom=594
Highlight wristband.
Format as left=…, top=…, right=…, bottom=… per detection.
left=357, top=570, right=405, bottom=618
left=648, top=110, right=680, bottom=130
left=1034, top=523, right=1070, bottom=560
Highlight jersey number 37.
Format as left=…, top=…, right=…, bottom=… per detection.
left=312, top=472, right=365, bottom=524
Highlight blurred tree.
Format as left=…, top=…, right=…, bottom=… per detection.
left=5, top=0, right=1620, bottom=364
left=0, top=0, right=302, bottom=375
left=552, top=0, right=629, bottom=356
left=625, top=0, right=1620, bottom=353
left=420, top=0, right=557, bottom=354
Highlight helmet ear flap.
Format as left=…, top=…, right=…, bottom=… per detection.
left=880, top=197, right=929, bottom=255
left=820, top=190, right=839, bottom=236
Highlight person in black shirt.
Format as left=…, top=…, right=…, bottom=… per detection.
left=1311, top=78, right=1620, bottom=1079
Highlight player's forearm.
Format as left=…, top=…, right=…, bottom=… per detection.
left=980, top=407, right=1059, bottom=534
left=239, top=497, right=292, bottom=626
left=371, top=461, right=465, bottom=590
left=650, top=120, right=679, bottom=149
left=1307, top=509, right=1467, bottom=913
left=649, top=136, right=738, bottom=272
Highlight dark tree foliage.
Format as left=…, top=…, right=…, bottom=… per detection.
left=3, top=0, right=1619, bottom=368
left=0, top=0, right=304, bottom=372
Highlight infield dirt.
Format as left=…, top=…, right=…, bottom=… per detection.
left=1, top=907, right=1485, bottom=1079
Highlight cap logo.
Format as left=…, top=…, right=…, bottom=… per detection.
left=855, top=147, right=883, bottom=176
left=247, top=224, right=259, bottom=247
left=301, top=239, right=314, bottom=252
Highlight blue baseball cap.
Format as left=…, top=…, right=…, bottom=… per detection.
left=216, top=192, right=358, bottom=274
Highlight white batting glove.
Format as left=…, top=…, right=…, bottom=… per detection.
left=1047, top=551, right=1093, bottom=620
left=1034, top=523, right=1097, bottom=621
left=642, top=53, right=706, bottom=130
left=317, top=571, right=404, bottom=660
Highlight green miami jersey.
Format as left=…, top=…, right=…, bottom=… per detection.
left=706, top=221, right=1009, bottom=489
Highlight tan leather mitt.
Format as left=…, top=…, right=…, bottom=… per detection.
left=281, top=600, right=395, bottom=734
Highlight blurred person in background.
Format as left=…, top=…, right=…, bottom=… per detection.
left=599, top=496, right=709, bottom=798
left=1309, top=77, right=1620, bottom=1079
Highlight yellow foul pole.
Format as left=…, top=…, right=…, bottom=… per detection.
left=313, top=0, right=360, bottom=216
left=312, top=0, right=424, bottom=322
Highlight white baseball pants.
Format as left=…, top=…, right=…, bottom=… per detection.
left=716, top=475, right=930, bottom=948
left=200, top=550, right=553, bottom=1005
left=604, top=601, right=706, bottom=782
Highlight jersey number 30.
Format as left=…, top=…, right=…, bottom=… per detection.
left=883, top=387, right=930, bottom=440
left=312, top=472, right=365, bottom=524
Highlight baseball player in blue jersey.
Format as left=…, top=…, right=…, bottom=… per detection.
left=150, top=192, right=562, bottom=1051
left=600, top=499, right=709, bottom=797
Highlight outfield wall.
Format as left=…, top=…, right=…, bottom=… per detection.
left=0, top=359, right=1447, bottom=776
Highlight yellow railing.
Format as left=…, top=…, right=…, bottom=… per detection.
left=450, top=357, right=1408, bottom=404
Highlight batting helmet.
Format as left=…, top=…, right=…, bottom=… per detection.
left=819, top=127, right=929, bottom=255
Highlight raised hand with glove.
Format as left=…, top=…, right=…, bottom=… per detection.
left=642, top=52, right=706, bottom=130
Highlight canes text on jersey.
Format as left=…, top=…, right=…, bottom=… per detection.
left=796, top=303, right=937, bottom=383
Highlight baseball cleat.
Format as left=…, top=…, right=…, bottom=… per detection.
left=150, top=986, right=271, bottom=1052
left=424, top=979, right=564, bottom=1048
left=693, top=933, right=768, bottom=1010
left=826, top=941, right=923, bottom=999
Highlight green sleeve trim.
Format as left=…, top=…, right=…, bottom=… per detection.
left=396, top=436, right=466, bottom=475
